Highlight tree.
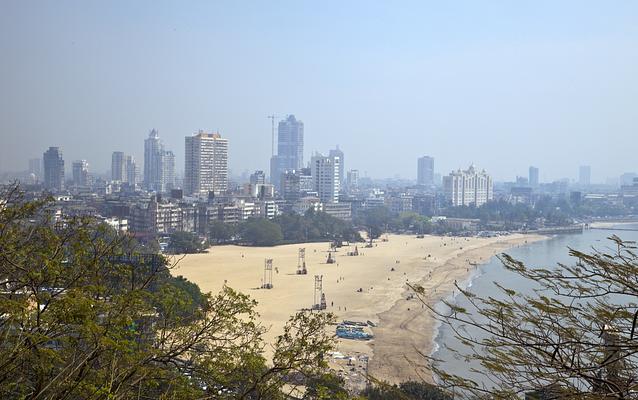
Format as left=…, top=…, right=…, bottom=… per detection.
left=358, top=207, right=393, bottom=239
left=209, top=220, right=236, bottom=244
left=167, top=231, right=206, bottom=253
left=240, top=218, right=284, bottom=246
left=0, top=184, right=337, bottom=399
left=417, top=236, right=638, bottom=399
left=362, top=381, right=451, bottom=399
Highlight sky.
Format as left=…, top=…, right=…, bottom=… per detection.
left=1, top=1, right=637, bottom=183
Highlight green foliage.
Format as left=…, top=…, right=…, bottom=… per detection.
left=356, top=206, right=394, bottom=239
left=0, top=184, right=339, bottom=399
left=362, top=381, right=452, bottom=399
left=276, top=209, right=363, bottom=244
left=239, top=217, right=284, bottom=246
left=303, top=373, right=351, bottom=399
left=209, top=219, right=236, bottom=244
left=167, top=231, right=207, bottom=253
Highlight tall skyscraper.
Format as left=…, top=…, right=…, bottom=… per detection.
left=144, top=129, right=175, bottom=192
left=184, top=131, right=229, bottom=196
left=529, top=166, right=539, bottom=188
left=417, top=156, right=435, bottom=186
left=161, top=151, right=175, bottom=191
left=329, top=146, right=345, bottom=186
left=111, top=151, right=126, bottom=181
left=443, top=165, right=493, bottom=207
left=125, top=155, right=138, bottom=186
left=72, top=160, right=89, bottom=187
left=43, top=147, right=65, bottom=191
left=311, top=153, right=340, bottom=204
left=270, top=115, right=304, bottom=189
left=579, top=165, right=591, bottom=186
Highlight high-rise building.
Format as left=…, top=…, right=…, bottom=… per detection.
left=125, top=155, right=138, bottom=186
left=270, top=115, right=304, bottom=189
left=144, top=129, right=175, bottom=192
left=184, top=131, right=229, bottom=196
left=28, top=158, right=41, bottom=178
left=250, top=170, right=266, bottom=185
left=72, top=160, right=89, bottom=187
left=311, top=153, right=340, bottom=204
left=281, top=169, right=313, bottom=201
left=161, top=151, right=175, bottom=191
left=529, top=166, right=539, bottom=188
left=329, top=146, right=345, bottom=186
left=443, top=165, right=493, bottom=207
left=144, top=129, right=162, bottom=189
left=579, top=165, right=591, bottom=186
left=111, top=151, right=126, bottom=181
left=417, top=156, right=435, bottom=186
left=43, top=147, right=65, bottom=192
left=346, top=169, right=359, bottom=192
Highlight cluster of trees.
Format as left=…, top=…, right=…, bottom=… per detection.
left=209, top=209, right=363, bottom=247
left=167, top=231, right=208, bottom=253
left=442, top=196, right=633, bottom=229
left=0, top=185, right=337, bottom=399
left=355, top=207, right=434, bottom=239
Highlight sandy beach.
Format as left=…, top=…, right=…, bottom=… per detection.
left=173, top=233, right=544, bottom=384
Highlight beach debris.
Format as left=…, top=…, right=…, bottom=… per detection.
left=261, top=258, right=274, bottom=289
left=297, top=248, right=307, bottom=275
left=366, top=320, right=376, bottom=327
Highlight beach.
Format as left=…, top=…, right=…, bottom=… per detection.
left=173, top=233, right=544, bottom=384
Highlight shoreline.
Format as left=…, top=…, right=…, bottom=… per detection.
left=367, top=234, right=546, bottom=384
left=172, top=233, right=545, bottom=386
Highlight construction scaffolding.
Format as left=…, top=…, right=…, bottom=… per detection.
left=313, top=275, right=327, bottom=310
left=262, top=258, right=273, bottom=289
left=297, top=248, right=307, bottom=275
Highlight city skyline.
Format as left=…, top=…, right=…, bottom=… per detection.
left=2, top=2, right=637, bottom=182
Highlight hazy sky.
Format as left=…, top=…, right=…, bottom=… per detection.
left=1, top=1, right=637, bottom=182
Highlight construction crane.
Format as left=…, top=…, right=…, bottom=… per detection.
left=266, top=115, right=280, bottom=157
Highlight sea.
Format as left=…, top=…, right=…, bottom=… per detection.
left=432, top=223, right=638, bottom=386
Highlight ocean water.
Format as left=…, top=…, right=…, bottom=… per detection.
left=432, top=224, right=638, bottom=387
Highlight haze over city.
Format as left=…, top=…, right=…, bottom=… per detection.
left=2, top=1, right=637, bottom=182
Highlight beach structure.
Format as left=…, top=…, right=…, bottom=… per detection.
left=347, top=246, right=359, bottom=257
left=312, top=275, right=326, bottom=310
left=297, top=248, right=307, bottom=275
left=262, top=258, right=273, bottom=289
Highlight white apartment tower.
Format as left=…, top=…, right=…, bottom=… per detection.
left=144, top=129, right=175, bottom=192
left=443, top=165, right=493, bottom=207
left=184, top=131, right=228, bottom=196
left=72, top=160, right=89, bottom=187
left=311, top=153, right=340, bottom=204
